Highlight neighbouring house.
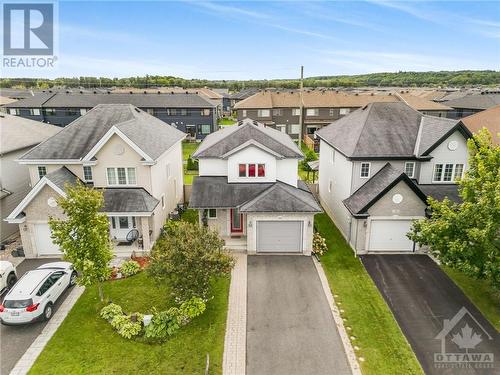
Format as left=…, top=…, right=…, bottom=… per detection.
left=444, top=92, right=500, bottom=119
left=189, top=118, right=322, bottom=255
left=395, top=92, right=451, bottom=117
left=0, top=114, right=61, bottom=241
left=316, top=102, right=472, bottom=254
left=1, top=91, right=217, bottom=139
left=5, top=104, right=185, bottom=257
left=460, top=104, right=500, bottom=145
left=228, top=88, right=260, bottom=110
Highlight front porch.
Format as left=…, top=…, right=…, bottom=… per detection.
left=223, top=236, right=247, bottom=252
left=108, top=215, right=154, bottom=256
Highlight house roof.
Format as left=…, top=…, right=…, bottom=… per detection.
left=189, top=176, right=321, bottom=212
left=343, top=163, right=428, bottom=216
left=102, top=188, right=159, bottom=213
left=460, top=104, right=500, bottom=144
left=3, top=92, right=215, bottom=109
left=193, top=118, right=302, bottom=159
left=44, top=166, right=81, bottom=191
left=444, top=93, right=500, bottom=110
left=396, top=93, right=451, bottom=111
left=418, top=184, right=461, bottom=203
left=0, top=96, right=17, bottom=105
left=0, top=114, right=61, bottom=155
left=111, top=87, right=223, bottom=100
left=228, top=88, right=260, bottom=100
left=20, top=104, right=185, bottom=161
left=316, top=102, right=463, bottom=159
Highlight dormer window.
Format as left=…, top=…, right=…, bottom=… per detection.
left=360, top=162, right=370, bottom=178
left=238, top=164, right=265, bottom=178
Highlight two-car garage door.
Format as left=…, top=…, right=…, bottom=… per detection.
left=33, top=223, right=62, bottom=256
left=256, top=221, right=303, bottom=253
left=368, top=219, right=415, bottom=252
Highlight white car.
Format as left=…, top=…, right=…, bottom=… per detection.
left=0, top=261, right=17, bottom=294
left=0, top=262, right=77, bottom=325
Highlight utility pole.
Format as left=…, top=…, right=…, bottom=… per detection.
left=298, top=65, right=304, bottom=149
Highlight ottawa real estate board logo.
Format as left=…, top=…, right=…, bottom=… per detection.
left=3, top=2, right=57, bottom=69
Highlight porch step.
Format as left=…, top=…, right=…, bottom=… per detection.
left=223, top=237, right=247, bottom=252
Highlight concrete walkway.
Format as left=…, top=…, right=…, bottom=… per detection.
left=9, top=285, right=85, bottom=375
left=247, top=256, right=352, bottom=375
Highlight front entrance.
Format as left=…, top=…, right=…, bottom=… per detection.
left=110, top=216, right=137, bottom=241
left=186, top=125, right=196, bottom=139
left=230, top=208, right=244, bottom=234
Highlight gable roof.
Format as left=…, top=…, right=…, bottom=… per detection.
left=193, top=118, right=302, bottom=159
left=343, top=163, right=427, bottom=216
left=0, top=114, right=61, bottom=155
left=444, top=93, right=500, bottom=110
left=19, top=104, right=185, bottom=161
left=396, top=92, right=451, bottom=111
left=1, top=92, right=56, bottom=108
left=316, top=102, right=463, bottom=159
left=460, top=104, right=500, bottom=145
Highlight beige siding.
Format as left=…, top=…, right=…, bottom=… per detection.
left=367, top=181, right=426, bottom=217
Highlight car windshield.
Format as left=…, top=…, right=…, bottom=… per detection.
left=3, top=299, right=33, bottom=308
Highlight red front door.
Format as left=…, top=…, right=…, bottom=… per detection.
left=230, top=208, right=243, bottom=234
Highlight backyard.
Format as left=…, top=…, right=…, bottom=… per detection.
left=182, top=141, right=199, bottom=185
left=314, top=213, right=424, bottom=375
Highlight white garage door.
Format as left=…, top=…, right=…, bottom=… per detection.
left=256, top=221, right=303, bottom=253
left=34, top=223, right=62, bottom=256
left=368, top=220, right=415, bottom=252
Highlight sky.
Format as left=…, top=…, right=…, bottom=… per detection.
left=2, top=0, right=500, bottom=79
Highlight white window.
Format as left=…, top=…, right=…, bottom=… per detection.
left=339, top=108, right=350, bottom=116
left=290, top=124, right=301, bottom=134
left=257, top=109, right=270, bottom=117
left=328, top=179, right=333, bottom=193
left=199, top=124, right=211, bottom=135
left=329, top=108, right=335, bottom=117
left=242, top=110, right=247, bottom=117
left=106, top=167, right=136, bottom=185
left=404, top=162, right=415, bottom=178
left=433, top=163, right=464, bottom=182
left=331, top=149, right=335, bottom=164
left=273, top=109, right=282, bottom=116
left=292, top=108, right=301, bottom=116
left=30, top=108, right=41, bottom=116
left=9, top=108, right=19, bottom=115
left=207, top=209, right=217, bottom=219
left=80, top=108, right=87, bottom=115
left=306, top=108, right=319, bottom=117
left=83, top=166, right=93, bottom=182
left=161, top=194, right=165, bottom=209
left=37, top=166, right=47, bottom=179
left=166, top=163, right=171, bottom=179
left=146, top=108, right=154, bottom=115
left=360, top=162, right=370, bottom=178
left=201, top=108, right=211, bottom=116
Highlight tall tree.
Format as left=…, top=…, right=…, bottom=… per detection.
left=409, top=129, right=500, bottom=289
left=49, top=183, right=113, bottom=300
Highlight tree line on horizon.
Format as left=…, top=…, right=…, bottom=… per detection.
left=1, top=70, right=499, bottom=91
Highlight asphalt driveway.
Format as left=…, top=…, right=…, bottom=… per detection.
left=1, top=258, right=70, bottom=375
left=361, top=255, right=499, bottom=375
left=247, top=255, right=351, bottom=375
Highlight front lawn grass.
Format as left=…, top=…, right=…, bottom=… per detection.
left=442, top=267, right=500, bottom=330
left=182, top=141, right=199, bottom=185
left=218, top=117, right=237, bottom=126
left=29, top=272, right=230, bottom=375
left=315, top=213, right=423, bottom=375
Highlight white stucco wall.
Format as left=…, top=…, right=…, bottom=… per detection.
left=199, top=158, right=227, bottom=176
left=227, top=146, right=277, bottom=183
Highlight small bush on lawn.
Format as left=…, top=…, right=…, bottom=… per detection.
left=100, top=303, right=123, bottom=320
left=186, top=156, right=199, bottom=171
left=110, top=313, right=143, bottom=339
left=312, top=232, right=328, bottom=256
left=120, top=260, right=141, bottom=277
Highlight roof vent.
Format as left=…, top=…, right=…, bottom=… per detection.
left=185, top=91, right=189, bottom=94
left=171, top=91, right=174, bottom=94
left=157, top=91, right=161, bottom=94
left=362, top=104, right=369, bottom=110
left=80, top=90, right=83, bottom=94
left=195, top=91, right=198, bottom=94
left=129, top=91, right=133, bottom=94
left=144, top=91, right=147, bottom=94
left=371, top=93, right=374, bottom=96
left=48, top=90, right=53, bottom=93
left=66, top=90, right=70, bottom=94
left=355, top=93, right=358, bottom=96
left=93, top=91, right=97, bottom=94
left=107, top=91, right=111, bottom=94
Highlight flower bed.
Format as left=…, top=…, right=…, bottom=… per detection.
left=110, top=258, right=147, bottom=280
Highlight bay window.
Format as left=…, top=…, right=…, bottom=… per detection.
left=106, top=167, right=136, bottom=185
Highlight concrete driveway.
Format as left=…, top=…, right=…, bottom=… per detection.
left=361, top=255, right=499, bottom=375
left=247, top=255, right=351, bottom=375
left=1, top=258, right=70, bottom=375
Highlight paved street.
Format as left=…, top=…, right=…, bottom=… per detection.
left=1, top=258, right=69, bottom=375
left=247, top=255, right=351, bottom=375
left=361, top=255, right=499, bottom=375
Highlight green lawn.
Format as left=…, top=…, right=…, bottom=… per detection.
left=315, top=213, right=423, bottom=375
left=29, top=272, right=230, bottom=375
left=182, top=141, right=199, bottom=185
left=218, top=117, right=237, bottom=126
left=443, top=267, right=500, bottom=331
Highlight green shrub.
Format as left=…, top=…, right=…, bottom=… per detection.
left=312, top=232, right=328, bottom=256
left=144, top=308, right=181, bottom=340
left=186, top=156, right=199, bottom=171
left=120, top=260, right=141, bottom=277
left=179, top=297, right=206, bottom=325
left=100, top=303, right=123, bottom=321
left=111, top=314, right=143, bottom=339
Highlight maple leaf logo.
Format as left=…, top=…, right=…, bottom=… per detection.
left=451, top=324, right=482, bottom=352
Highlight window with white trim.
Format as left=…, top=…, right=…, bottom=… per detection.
left=360, top=163, right=370, bottom=178
left=292, top=108, right=300, bottom=116
left=238, top=163, right=265, bottom=177
left=257, top=109, right=270, bottom=117
left=206, top=209, right=217, bottom=219
left=306, top=108, right=319, bottom=117
left=199, top=124, right=211, bottom=135
left=433, top=163, right=464, bottom=182
left=30, top=108, right=40, bottom=116
left=339, top=108, right=350, bottom=116
left=37, top=166, right=47, bottom=179
left=106, top=167, right=136, bottom=185
left=290, top=124, right=301, bottom=134
left=404, top=162, right=415, bottom=178
left=272, top=108, right=282, bottom=116
left=9, top=108, right=19, bottom=115
left=242, top=110, right=247, bottom=117
left=83, top=166, right=93, bottom=182
left=80, top=108, right=87, bottom=115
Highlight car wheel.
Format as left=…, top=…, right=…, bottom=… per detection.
left=69, top=271, right=77, bottom=287
left=6, top=272, right=17, bottom=289
left=43, top=303, right=53, bottom=321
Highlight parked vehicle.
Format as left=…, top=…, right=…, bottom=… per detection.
left=0, top=262, right=77, bottom=325
left=0, top=261, right=17, bottom=294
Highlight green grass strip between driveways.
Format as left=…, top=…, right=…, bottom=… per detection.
left=315, top=213, right=424, bottom=375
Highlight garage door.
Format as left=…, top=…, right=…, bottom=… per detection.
left=368, top=220, right=415, bottom=252
left=34, top=223, right=62, bottom=256
left=256, top=221, right=303, bottom=253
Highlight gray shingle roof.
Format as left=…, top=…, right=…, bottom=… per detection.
left=444, top=94, right=500, bottom=110
left=193, top=118, right=302, bottom=159
left=417, top=115, right=462, bottom=156
left=418, top=184, right=461, bottom=203
left=20, top=104, right=185, bottom=161
left=343, top=163, right=427, bottom=216
left=189, top=176, right=320, bottom=212
left=44, top=166, right=81, bottom=191
left=316, top=102, right=461, bottom=158
left=102, top=188, right=159, bottom=213
left=3, top=92, right=215, bottom=108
